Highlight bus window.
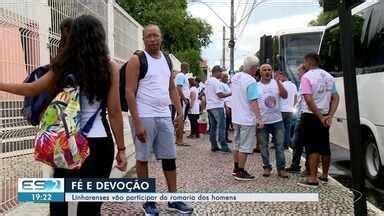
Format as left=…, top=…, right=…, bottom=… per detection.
left=281, top=32, right=322, bottom=84
left=320, top=25, right=342, bottom=77
left=365, top=3, right=384, bottom=72
left=320, top=7, right=371, bottom=77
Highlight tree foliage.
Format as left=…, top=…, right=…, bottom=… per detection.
left=175, top=49, right=205, bottom=80
left=117, top=0, right=212, bottom=77
left=309, top=10, right=338, bottom=26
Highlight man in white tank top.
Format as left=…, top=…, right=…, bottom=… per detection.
left=125, top=24, right=193, bottom=215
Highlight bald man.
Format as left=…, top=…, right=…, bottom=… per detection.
left=125, top=24, right=193, bottom=215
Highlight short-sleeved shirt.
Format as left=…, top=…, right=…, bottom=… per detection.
left=258, top=80, right=283, bottom=124
left=280, top=80, right=298, bottom=113
left=206, top=77, right=225, bottom=110
left=300, top=68, right=336, bottom=114
left=231, top=72, right=260, bottom=126
left=189, top=86, right=200, bottom=114
left=220, top=82, right=232, bottom=108
left=175, top=72, right=190, bottom=99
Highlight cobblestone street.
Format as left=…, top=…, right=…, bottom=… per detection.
left=101, top=134, right=379, bottom=215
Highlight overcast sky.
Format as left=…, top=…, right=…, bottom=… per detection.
left=187, top=0, right=322, bottom=69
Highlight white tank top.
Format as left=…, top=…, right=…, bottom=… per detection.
left=136, top=51, right=172, bottom=118
left=80, top=94, right=108, bottom=138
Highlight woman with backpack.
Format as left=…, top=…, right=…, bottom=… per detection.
left=0, top=15, right=127, bottom=215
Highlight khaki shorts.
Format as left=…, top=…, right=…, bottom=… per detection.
left=233, top=124, right=256, bottom=153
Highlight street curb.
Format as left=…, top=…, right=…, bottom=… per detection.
left=289, top=148, right=384, bottom=215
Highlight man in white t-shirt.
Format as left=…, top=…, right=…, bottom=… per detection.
left=297, top=53, right=339, bottom=188
left=231, top=56, right=263, bottom=181
left=206, top=65, right=232, bottom=152
left=278, top=71, right=298, bottom=149
left=257, top=64, right=289, bottom=178
left=175, top=63, right=190, bottom=145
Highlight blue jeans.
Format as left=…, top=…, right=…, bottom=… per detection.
left=207, top=108, right=229, bottom=150
left=282, top=112, right=293, bottom=148
left=257, top=121, right=286, bottom=170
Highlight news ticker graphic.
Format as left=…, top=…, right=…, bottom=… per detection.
left=18, top=178, right=155, bottom=202
left=64, top=192, right=319, bottom=202
left=18, top=178, right=319, bottom=203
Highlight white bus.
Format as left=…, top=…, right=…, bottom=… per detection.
left=319, top=0, right=384, bottom=186
left=274, top=27, right=325, bottom=85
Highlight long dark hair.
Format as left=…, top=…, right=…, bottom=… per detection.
left=51, top=15, right=111, bottom=103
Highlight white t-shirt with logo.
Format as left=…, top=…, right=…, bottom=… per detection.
left=280, top=80, right=298, bottom=113
left=189, top=86, right=200, bottom=114
left=258, top=80, right=283, bottom=124
left=231, top=72, right=259, bottom=126
left=175, top=72, right=190, bottom=99
left=206, top=77, right=225, bottom=110
left=300, top=68, right=335, bottom=114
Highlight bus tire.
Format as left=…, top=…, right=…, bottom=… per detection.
left=363, top=130, right=384, bottom=188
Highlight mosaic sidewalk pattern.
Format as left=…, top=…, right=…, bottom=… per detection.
left=101, top=135, right=379, bottom=215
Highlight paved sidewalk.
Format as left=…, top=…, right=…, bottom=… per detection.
left=101, top=134, right=380, bottom=215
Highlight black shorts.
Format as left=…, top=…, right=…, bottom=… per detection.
left=301, top=113, right=331, bottom=156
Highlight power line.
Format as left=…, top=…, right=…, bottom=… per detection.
left=237, top=0, right=250, bottom=24
left=234, top=0, right=242, bottom=22
left=235, top=0, right=265, bottom=27
left=236, top=0, right=256, bottom=40
left=191, top=1, right=230, bottom=28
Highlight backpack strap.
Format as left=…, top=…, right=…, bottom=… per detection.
left=78, top=87, right=102, bottom=136
left=134, top=50, right=173, bottom=79
left=81, top=105, right=102, bottom=135
left=134, top=50, right=148, bottom=80
left=162, top=52, right=173, bottom=73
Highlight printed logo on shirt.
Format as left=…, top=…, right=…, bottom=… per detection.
left=265, top=96, right=277, bottom=108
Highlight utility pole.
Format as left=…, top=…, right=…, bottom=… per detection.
left=222, top=26, right=226, bottom=68
left=338, top=0, right=367, bottom=215
left=229, top=0, right=235, bottom=74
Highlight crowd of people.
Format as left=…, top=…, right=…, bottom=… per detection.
left=174, top=53, right=339, bottom=187
left=0, top=14, right=340, bottom=216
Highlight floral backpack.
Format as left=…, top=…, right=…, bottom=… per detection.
left=34, top=75, right=100, bottom=169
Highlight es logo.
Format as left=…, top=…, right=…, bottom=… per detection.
left=22, top=179, right=61, bottom=191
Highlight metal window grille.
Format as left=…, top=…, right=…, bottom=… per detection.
left=0, top=0, right=143, bottom=213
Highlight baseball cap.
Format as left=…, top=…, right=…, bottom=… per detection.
left=211, top=65, right=223, bottom=73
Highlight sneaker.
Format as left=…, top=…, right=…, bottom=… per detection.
left=300, top=170, right=310, bottom=177
left=234, top=169, right=255, bottom=181
left=278, top=170, right=289, bottom=178
left=232, top=168, right=239, bottom=176
left=285, top=166, right=301, bottom=174
left=297, top=181, right=319, bottom=188
left=142, top=202, right=159, bottom=216
left=262, top=168, right=271, bottom=177
left=176, top=143, right=191, bottom=146
left=211, top=148, right=221, bottom=152
left=168, top=201, right=193, bottom=214
left=319, top=176, right=329, bottom=184
left=220, top=148, right=232, bottom=153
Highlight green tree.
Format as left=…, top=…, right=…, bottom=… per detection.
left=175, top=49, right=206, bottom=79
left=309, top=10, right=338, bottom=26
left=117, top=0, right=212, bottom=78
